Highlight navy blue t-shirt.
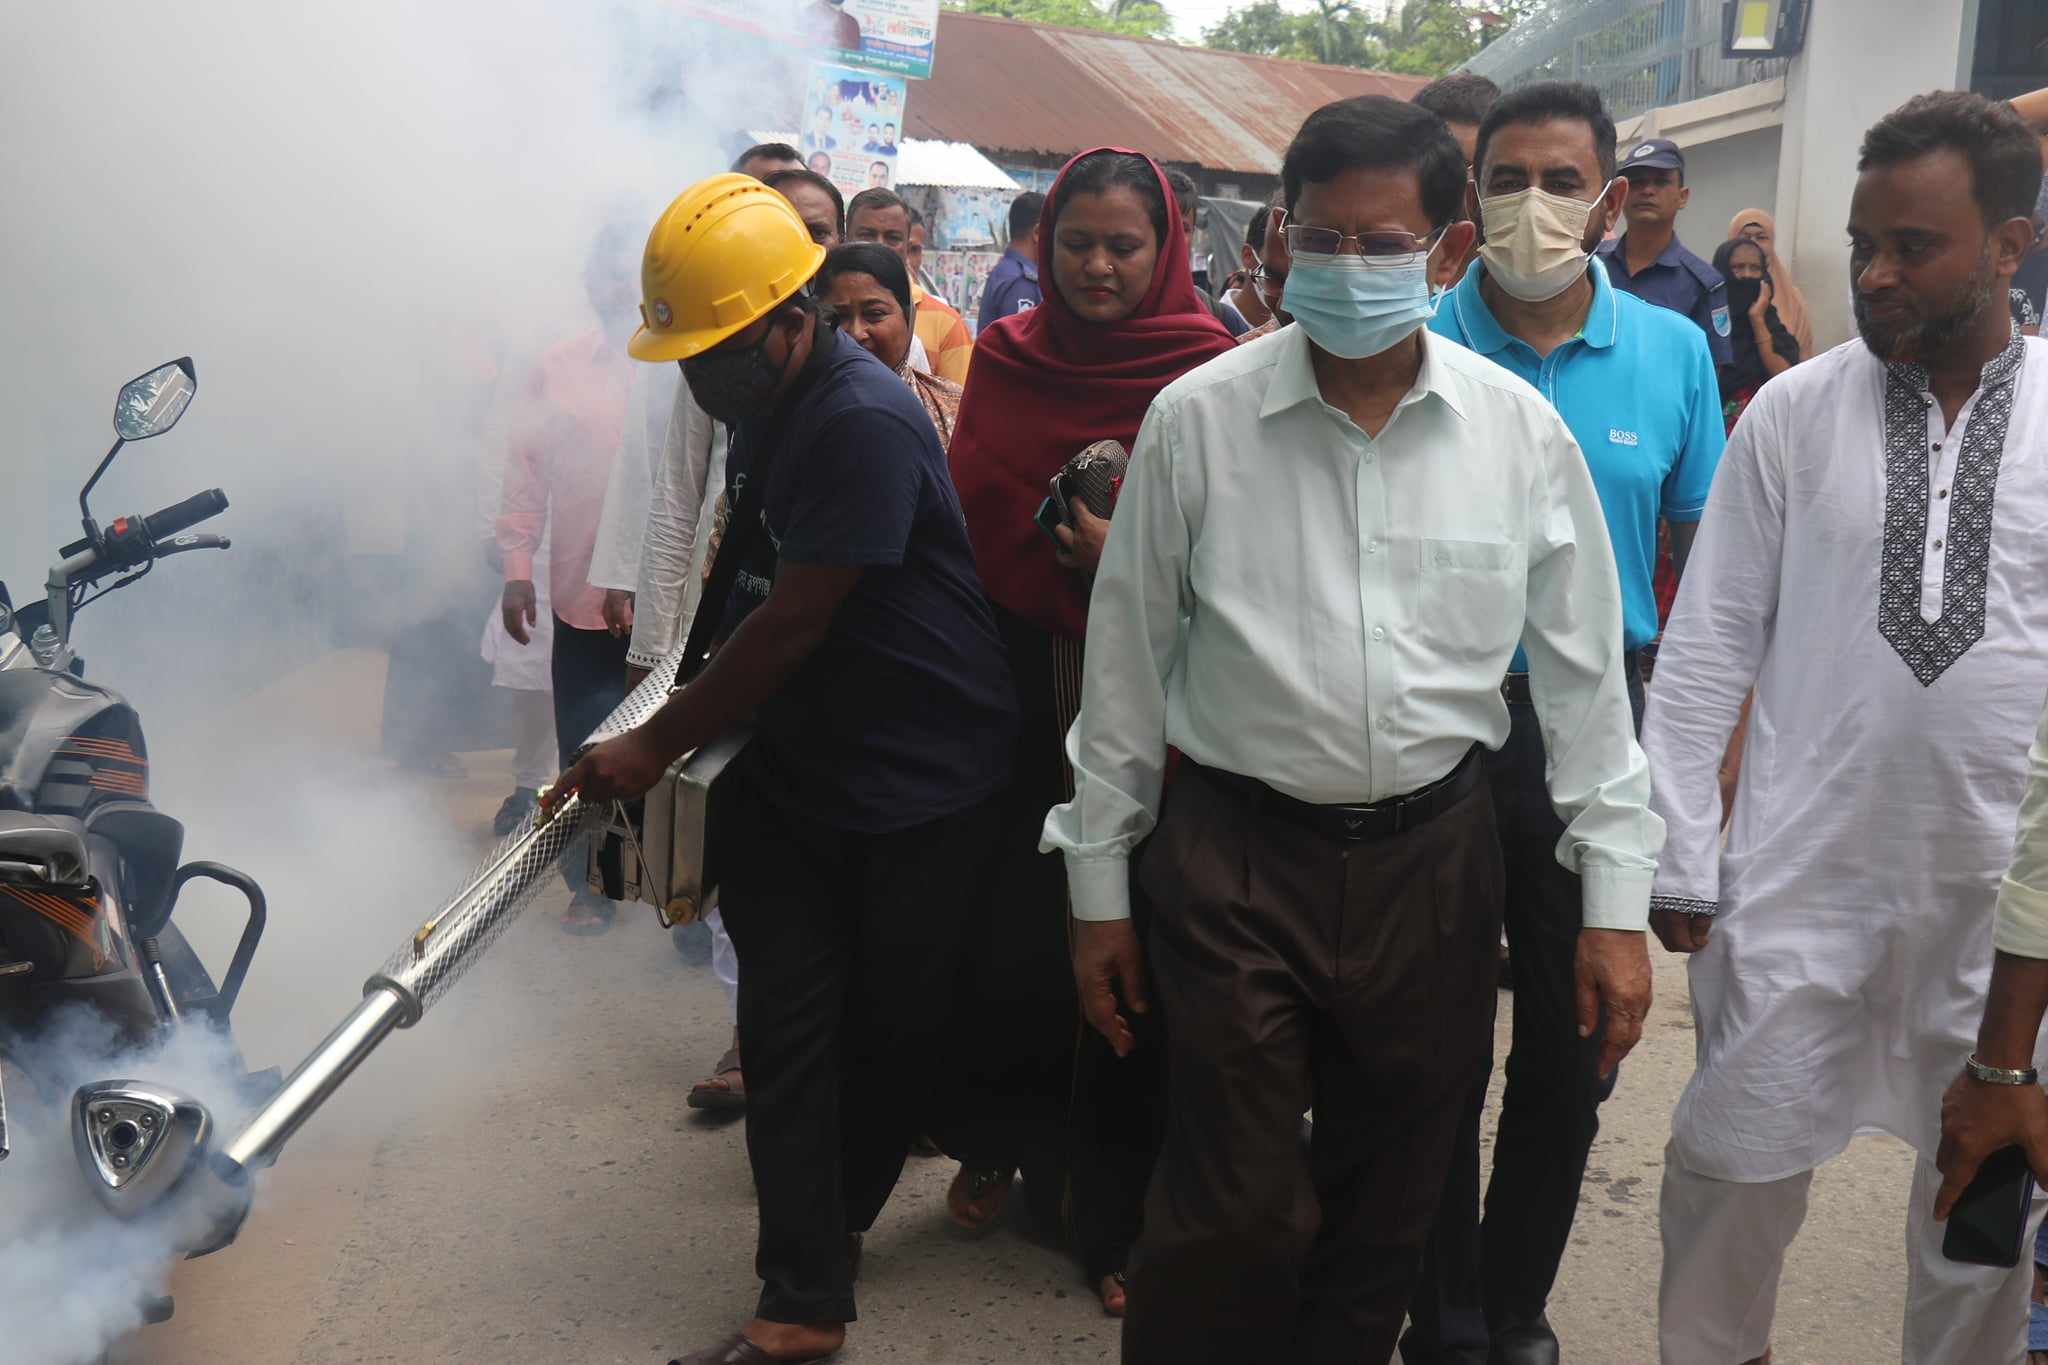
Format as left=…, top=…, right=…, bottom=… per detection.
left=716, top=326, right=1017, bottom=834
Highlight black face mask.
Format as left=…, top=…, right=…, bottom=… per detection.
left=683, top=325, right=789, bottom=424
left=1726, top=274, right=1765, bottom=319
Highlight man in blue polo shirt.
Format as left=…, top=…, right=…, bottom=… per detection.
left=1595, top=137, right=1732, bottom=370
left=1405, top=83, right=1724, bottom=1365
left=977, top=190, right=1043, bottom=332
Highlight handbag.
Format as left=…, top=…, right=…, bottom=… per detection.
left=1053, top=439, right=1129, bottom=521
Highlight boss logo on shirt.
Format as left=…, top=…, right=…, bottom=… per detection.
left=1609, top=428, right=1640, bottom=447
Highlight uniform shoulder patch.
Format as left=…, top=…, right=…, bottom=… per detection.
left=1711, top=305, right=1732, bottom=338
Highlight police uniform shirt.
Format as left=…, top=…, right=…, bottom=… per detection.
left=1596, top=233, right=1732, bottom=368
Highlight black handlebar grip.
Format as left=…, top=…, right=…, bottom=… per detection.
left=142, top=488, right=229, bottom=541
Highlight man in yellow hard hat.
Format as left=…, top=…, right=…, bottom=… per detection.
left=552, top=174, right=1017, bottom=1364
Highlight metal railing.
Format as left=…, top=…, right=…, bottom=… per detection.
left=1464, top=0, right=1787, bottom=121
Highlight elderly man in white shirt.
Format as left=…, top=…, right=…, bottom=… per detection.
left=1043, top=95, right=1660, bottom=1365
left=1644, top=92, right=2048, bottom=1365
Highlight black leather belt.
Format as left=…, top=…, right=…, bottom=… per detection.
left=1501, top=650, right=1642, bottom=707
left=1190, top=747, right=1482, bottom=844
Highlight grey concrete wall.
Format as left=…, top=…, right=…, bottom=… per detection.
left=1666, top=127, right=1785, bottom=273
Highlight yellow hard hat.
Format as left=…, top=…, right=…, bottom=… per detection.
left=628, top=173, right=828, bottom=363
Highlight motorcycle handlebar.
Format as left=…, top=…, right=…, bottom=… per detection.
left=142, top=488, right=229, bottom=542
left=155, top=533, right=230, bottom=558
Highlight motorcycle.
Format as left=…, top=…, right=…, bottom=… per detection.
left=0, top=358, right=269, bottom=1323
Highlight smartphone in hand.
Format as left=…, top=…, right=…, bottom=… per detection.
left=1034, top=494, right=1068, bottom=549
left=1942, top=1144, right=2036, bottom=1267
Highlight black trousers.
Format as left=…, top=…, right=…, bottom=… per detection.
left=548, top=614, right=630, bottom=769
left=936, top=605, right=1165, bottom=1286
left=715, top=768, right=1003, bottom=1325
left=1121, top=761, right=1503, bottom=1365
left=548, top=615, right=629, bottom=905
left=1403, top=671, right=1646, bottom=1364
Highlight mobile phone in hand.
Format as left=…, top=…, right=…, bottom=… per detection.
left=1034, top=494, right=1068, bottom=548
left=1941, top=1144, right=2036, bottom=1267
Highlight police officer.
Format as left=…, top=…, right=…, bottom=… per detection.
left=1595, top=137, right=1732, bottom=369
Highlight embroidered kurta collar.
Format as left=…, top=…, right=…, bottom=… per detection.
left=1877, top=326, right=2026, bottom=686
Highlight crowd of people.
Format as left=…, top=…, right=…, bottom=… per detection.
left=465, top=65, right=2048, bottom=1365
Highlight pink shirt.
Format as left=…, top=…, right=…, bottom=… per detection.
left=495, top=333, right=628, bottom=632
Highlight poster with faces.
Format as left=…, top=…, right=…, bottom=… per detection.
left=800, top=63, right=906, bottom=202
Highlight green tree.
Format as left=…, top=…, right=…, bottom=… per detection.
left=1203, top=0, right=1535, bottom=75
left=1203, top=0, right=1309, bottom=57
left=1202, top=0, right=1385, bottom=66
left=945, top=0, right=1175, bottom=40
left=1375, top=0, right=1485, bottom=75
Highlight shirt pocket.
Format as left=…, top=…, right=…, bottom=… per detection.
left=1419, top=537, right=1525, bottom=665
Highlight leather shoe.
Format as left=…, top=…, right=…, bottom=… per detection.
left=669, top=1331, right=839, bottom=1364
left=1488, top=1314, right=1559, bottom=1365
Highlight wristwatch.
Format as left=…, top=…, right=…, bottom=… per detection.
left=1965, top=1053, right=2041, bottom=1086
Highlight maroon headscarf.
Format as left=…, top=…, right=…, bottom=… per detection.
left=949, top=147, right=1236, bottom=640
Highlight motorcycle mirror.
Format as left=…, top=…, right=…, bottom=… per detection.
left=112, top=357, right=197, bottom=442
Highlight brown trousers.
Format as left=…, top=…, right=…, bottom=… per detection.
left=1122, top=761, right=1504, bottom=1365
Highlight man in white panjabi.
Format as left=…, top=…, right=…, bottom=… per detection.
left=1641, top=92, right=2048, bottom=1365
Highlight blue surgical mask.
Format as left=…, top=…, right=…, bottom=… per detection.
left=1282, top=246, right=1444, bottom=359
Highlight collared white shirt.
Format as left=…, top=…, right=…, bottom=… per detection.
left=624, top=379, right=724, bottom=671
left=588, top=362, right=682, bottom=594
left=1042, top=323, right=1662, bottom=928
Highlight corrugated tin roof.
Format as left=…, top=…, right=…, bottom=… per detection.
left=908, top=12, right=1429, bottom=176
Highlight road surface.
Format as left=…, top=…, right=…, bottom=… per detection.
left=101, top=652, right=1921, bottom=1365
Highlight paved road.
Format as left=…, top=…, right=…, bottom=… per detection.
left=102, top=653, right=1921, bottom=1365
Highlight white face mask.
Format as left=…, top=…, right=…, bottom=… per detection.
left=1476, top=182, right=1611, bottom=303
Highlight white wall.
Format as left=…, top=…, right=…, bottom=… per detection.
left=1773, top=0, right=1974, bottom=350
left=1672, top=127, right=1784, bottom=270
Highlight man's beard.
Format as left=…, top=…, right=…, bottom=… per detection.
left=1855, top=251, right=1997, bottom=366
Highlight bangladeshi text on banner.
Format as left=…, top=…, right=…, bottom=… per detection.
left=800, top=63, right=906, bottom=201
left=670, top=0, right=939, bottom=81
left=819, top=0, right=939, bottom=80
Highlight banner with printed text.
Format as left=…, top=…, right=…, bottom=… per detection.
left=674, top=0, right=938, bottom=80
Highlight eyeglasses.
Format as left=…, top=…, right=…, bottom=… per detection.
left=1284, top=223, right=1443, bottom=262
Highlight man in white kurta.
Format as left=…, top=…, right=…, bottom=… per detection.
left=1641, top=91, right=2048, bottom=1365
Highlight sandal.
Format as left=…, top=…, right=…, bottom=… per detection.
left=689, top=1044, right=746, bottom=1111
left=946, top=1163, right=1013, bottom=1232
left=1098, top=1272, right=1127, bottom=1318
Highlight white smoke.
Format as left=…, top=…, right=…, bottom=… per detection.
left=0, top=2, right=819, bottom=1359
left=0, top=1006, right=260, bottom=1365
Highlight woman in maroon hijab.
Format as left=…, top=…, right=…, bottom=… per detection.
left=939, top=148, right=1234, bottom=1316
